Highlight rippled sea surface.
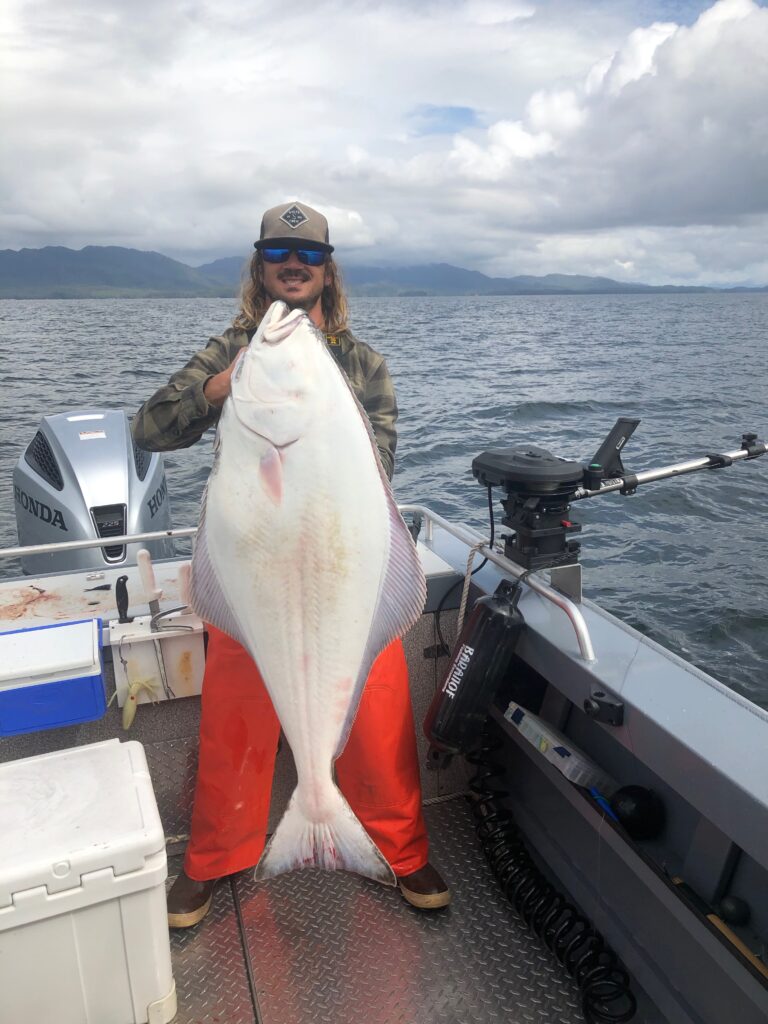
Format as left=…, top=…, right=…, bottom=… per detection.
left=1, top=293, right=767, bottom=707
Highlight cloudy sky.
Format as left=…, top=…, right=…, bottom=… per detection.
left=2, top=0, right=767, bottom=284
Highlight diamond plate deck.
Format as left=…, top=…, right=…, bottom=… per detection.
left=167, top=858, right=258, bottom=1024
left=145, top=737, right=199, bottom=841
left=236, top=798, right=584, bottom=1024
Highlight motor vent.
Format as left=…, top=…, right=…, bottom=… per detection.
left=133, top=440, right=152, bottom=482
left=24, top=431, right=64, bottom=491
left=91, top=503, right=127, bottom=561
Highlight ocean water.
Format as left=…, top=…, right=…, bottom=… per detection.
left=1, top=292, right=767, bottom=707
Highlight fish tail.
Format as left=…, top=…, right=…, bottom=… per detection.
left=255, top=787, right=396, bottom=886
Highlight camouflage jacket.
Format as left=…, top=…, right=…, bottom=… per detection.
left=131, top=325, right=398, bottom=479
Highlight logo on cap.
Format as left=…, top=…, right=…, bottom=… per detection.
left=280, top=204, right=309, bottom=230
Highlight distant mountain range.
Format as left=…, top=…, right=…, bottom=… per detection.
left=0, top=245, right=765, bottom=298
left=0, top=246, right=231, bottom=298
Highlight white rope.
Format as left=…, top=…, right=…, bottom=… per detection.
left=456, top=541, right=486, bottom=639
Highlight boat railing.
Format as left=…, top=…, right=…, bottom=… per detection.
left=399, top=504, right=595, bottom=663
left=0, top=505, right=596, bottom=663
left=0, top=528, right=197, bottom=560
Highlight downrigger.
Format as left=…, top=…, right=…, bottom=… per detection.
left=423, top=418, right=768, bottom=763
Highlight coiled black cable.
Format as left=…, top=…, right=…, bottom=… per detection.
left=467, top=727, right=637, bottom=1024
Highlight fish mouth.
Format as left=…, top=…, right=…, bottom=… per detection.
left=263, top=304, right=307, bottom=344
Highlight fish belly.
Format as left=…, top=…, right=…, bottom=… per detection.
left=202, top=411, right=397, bottom=884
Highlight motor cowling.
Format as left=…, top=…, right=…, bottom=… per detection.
left=13, top=409, right=174, bottom=574
left=424, top=579, right=524, bottom=763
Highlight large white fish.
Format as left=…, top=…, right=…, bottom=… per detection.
left=188, top=300, right=427, bottom=886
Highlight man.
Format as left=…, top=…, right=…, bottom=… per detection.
left=132, top=201, right=450, bottom=928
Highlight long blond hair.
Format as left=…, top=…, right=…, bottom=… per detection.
left=233, top=252, right=349, bottom=334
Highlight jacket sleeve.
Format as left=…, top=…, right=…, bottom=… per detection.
left=364, top=355, right=398, bottom=481
left=131, top=331, right=244, bottom=451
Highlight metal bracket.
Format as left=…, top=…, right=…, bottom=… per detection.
left=426, top=745, right=453, bottom=772
left=408, top=513, right=423, bottom=543
left=583, top=688, right=624, bottom=726
left=549, top=563, right=582, bottom=603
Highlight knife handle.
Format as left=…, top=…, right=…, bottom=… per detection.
left=116, top=576, right=133, bottom=623
left=137, top=548, right=163, bottom=605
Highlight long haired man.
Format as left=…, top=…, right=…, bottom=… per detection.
left=133, top=202, right=450, bottom=927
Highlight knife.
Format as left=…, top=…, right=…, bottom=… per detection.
left=137, top=548, right=172, bottom=698
left=116, top=575, right=133, bottom=623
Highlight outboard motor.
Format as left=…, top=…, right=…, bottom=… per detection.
left=13, top=409, right=174, bottom=575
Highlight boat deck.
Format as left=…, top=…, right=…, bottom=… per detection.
left=166, top=798, right=593, bottom=1024
left=0, top=538, right=671, bottom=1024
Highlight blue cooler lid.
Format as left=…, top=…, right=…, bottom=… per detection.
left=0, top=619, right=101, bottom=689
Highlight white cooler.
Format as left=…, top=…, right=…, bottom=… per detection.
left=0, top=739, right=176, bottom=1023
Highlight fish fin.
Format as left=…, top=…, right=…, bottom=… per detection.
left=255, top=787, right=396, bottom=886
left=375, top=490, right=429, bottom=644
left=188, top=485, right=248, bottom=646
left=321, top=337, right=427, bottom=640
left=335, top=493, right=428, bottom=757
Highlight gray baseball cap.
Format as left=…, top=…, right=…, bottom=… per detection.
left=254, top=202, right=334, bottom=253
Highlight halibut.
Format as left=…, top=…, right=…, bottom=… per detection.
left=188, top=301, right=426, bottom=885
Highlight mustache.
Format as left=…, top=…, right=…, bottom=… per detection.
left=277, top=268, right=311, bottom=282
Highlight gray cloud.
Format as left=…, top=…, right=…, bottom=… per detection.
left=1, top=0, right=766, bottom=284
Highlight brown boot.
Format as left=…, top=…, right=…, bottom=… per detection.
left=167, top=869, right=217, bottom=929
left=397, top=862, right=451, bottom=910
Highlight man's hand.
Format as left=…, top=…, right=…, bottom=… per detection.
left=203, top=355, right=240, bottom=408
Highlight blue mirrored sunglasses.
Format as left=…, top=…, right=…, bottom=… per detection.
left=261, top=248, right=327, bottom=267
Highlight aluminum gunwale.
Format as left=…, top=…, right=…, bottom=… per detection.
left=0, top=507, right=596, bottom=663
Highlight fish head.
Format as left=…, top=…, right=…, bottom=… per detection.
left=230, top=300, right=328, bottom=447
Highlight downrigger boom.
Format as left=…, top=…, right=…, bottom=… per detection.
left=472, top=418, right=768, bottom=572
